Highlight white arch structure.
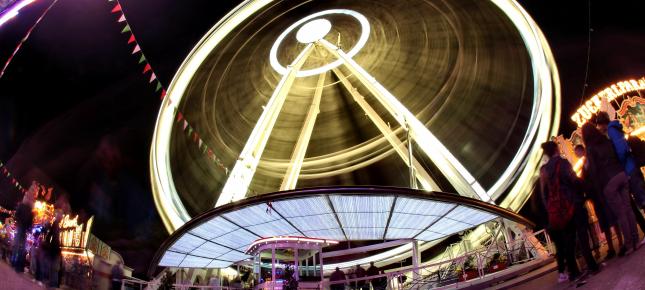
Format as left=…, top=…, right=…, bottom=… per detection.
left=150, top=0, right=560, bottom=235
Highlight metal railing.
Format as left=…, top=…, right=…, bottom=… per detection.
left=321, top=229, right=552, bottom=290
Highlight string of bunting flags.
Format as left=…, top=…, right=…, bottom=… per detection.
left=0, top=160, right=26, bottom=194
left=107, top=0, right=229, bottom=174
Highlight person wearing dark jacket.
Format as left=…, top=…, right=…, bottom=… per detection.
left=597, top=112, right=645, bottom=208
left=539, top=141, right=581, bottom=282
left=42, top=211, right=63, bottom=288
left=354, top=264, right=367, bottom=290
left=576, top=145, right=619, bottom=259
left=596, top=113, right=645, bottom=239
left=366, top=262, right=386, bottom=290
left=582, top=123, right=639, bottom=256
left=329, top=267, right=346, bottom=290
left=12, top=193, right=34, bottom=273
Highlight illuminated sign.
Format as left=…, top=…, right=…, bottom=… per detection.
left=59, top=215, right=93, bottom=250
left=571, top=77, right=645, bottom=127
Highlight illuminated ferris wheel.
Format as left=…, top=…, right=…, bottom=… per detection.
left=150, top=0, right=559, bottom=235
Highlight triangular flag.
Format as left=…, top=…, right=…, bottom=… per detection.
left=132, top=44, right=141, bottom=54
left=149, top=72, right=156, bottom=83
left=187, top=126, right=193, bottom=136
left=207, top=149, right=214, bottom=159
left=160, top=89, right=166, bottom=100
left=118, top=14, right=126, bottom=23
left=128, top=34, right=136, bottom=44
left=198, top=139, right=203, bottom=148
left=138, top=54, right=146, bottom=64
left=111, top=3, right=122, bottom=13
left=121, top=25, right=131, bottom=33
left=155, top=81, right=162, bottom=92
left=176, top=112, right=184, bottom=122
left=183, top=120, right=189, bottom=130
left=142, top=63, right=151, bottom=73
left=193, top=132, right=199, bottom=142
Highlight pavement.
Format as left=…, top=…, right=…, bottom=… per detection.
left=0, top=260, right=45, bottom=290
left=513, top=244, right=645, bottom=290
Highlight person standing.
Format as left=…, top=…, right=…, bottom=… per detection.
left=596, top=112, right=645, bottom=209
left=568, top=147, right=600, bottom=273
left=596, top=113, right=645, bottom=237
left=366, top=262, right=386, bottom=290
left=539, top=141, right=581, bottom=282
left=12, top=193, right=34, bottom=273
left=42, top=210, right=63, bottom=288
left=329, top=267, right=346, bottom=290
left=575, top=145, right=619, bottom=259
left=582, top=123, right=639, bottom=255
left=111, top=261, right=124, bottom=290
left=354, top=264, right=367, bottom=290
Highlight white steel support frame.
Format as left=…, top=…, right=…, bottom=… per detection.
left=318, top=39, right=492, bottom=202
left=280, top=72, right=327, bottom=190
left=332, top=68, right=439, bottom=191
left=217, top=44, right=315, bottom=206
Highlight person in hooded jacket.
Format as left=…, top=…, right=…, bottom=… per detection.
left=582, top=123, right=639, bottom=256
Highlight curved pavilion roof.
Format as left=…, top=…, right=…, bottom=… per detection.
left=149, top=186, right=534, bottom=272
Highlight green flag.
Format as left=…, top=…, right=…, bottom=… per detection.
left=138, top=54, right=146, bottom=64
left=121, top=25, right=131, bottom=33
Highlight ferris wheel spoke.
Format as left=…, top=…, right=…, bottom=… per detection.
left=318, top=39, right=491, bottom=202
left=280, top=72, right=327, bottom=191
left=331, top=67, right=439, bottom=191
left=216, top=43, right=315, bottom=207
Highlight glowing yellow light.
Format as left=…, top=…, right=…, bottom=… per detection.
left=573, top=157, right=584, bottom=177
left=631, top=126, right=645, bottom=137
left=269, top=9, right=370, bottom=77
left=571, top=77, right=645, bottom=127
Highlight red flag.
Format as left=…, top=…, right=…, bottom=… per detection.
left=193, top=132, right=199, bottom=142
left=128, top=34, right=136, bottom=44
left=111, top=3, right=122, bottom=13
left=132, top=44, right=141, bottom=54
left=149, top=72, right=156, bottom=83
left=143, top=63, right=151, bottom=73
left=207, top=149, right=214, bottom=159
left=176, top=112, right=184, bottom=122
left=160, top=89, right=167, bottom=100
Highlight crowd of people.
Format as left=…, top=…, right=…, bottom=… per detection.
left=329, top=262, right=388, bottom=290
left=539, top=111, right=645, bottom=283
left=6, top=189, right=64, bottom=289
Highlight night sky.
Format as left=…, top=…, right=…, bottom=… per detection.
left=0, top=0, right=644, bottom=277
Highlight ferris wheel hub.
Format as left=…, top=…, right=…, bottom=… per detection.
left=295, top=18, right=331, bottom=44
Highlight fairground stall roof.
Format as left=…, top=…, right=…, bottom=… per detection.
left=149, top=186, right=534, bottom=272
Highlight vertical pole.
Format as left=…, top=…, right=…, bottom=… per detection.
left=306, top=254, right=310, bottom=277
left=412, top=241, right=420, bottom=282
left=406, top=121, right=417, bottom=189
left=255, top=254, right=260, bottom=286
left=294, top=248, right=300, bottom=281
left=272, top=247, right=276, bottom=290
left=313, top=252, right=317, bottom=278
left=319, top=247, right=324, bottom=281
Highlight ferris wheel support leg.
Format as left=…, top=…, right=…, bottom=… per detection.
left=216, top=43, right=315, bottom=207
left=318, top=39, right=491, bottom=202
left=331, top=68, right=439, bottom=191
left=280, top=72, right=327, bottom=190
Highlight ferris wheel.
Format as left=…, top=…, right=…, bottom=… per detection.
left=150, top=0, right=560, bottom=233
